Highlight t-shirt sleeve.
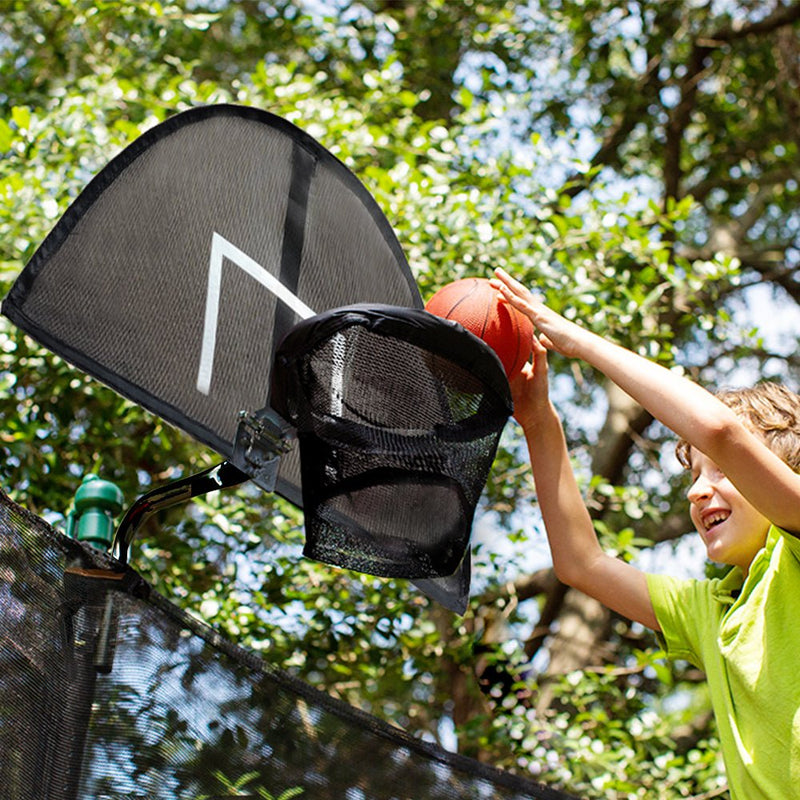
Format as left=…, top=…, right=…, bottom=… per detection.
left=777, top=525, right=800, bottom=562
left=646, top=573, right=709, bottom=669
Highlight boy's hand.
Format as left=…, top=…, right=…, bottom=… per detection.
left=491, top=267, right=586, bottom=358
left=509, top=334, right=551, bottom=431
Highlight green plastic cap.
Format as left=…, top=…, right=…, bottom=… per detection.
left=69, top=474, right=124, bottom=551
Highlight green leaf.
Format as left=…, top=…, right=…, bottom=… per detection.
left=0, top=119, right=13, bottom=151
left=11, top=106, right=30, bottom=132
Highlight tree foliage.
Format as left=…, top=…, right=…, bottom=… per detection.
left=2, top=2, right=799, bottom=798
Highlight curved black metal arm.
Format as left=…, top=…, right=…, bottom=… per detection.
left=112, top=408, right=295, bottom=566
left=112, top=461, right=249, bottom=565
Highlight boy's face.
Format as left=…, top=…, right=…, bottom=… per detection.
left=687, top=449, right=771, bottom=574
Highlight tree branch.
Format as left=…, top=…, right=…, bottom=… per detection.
left=705, top=1, right=800, bottom=43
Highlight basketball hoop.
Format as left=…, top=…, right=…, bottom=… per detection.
left=271, top=304, right=512, bottom=594
left=2, top=104, right=512, bottom=612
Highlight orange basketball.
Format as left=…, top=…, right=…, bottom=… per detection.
left=425, top=277, right=533, bottom=380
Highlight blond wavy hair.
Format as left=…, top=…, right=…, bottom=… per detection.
left=676, top=382, right=800, bottom=473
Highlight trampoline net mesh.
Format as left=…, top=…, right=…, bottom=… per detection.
left=0, top=488, right=574, bottom=800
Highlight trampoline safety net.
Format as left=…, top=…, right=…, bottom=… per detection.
left=0, top=489, right=577, bottom=800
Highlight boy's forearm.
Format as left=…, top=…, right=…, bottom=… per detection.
left=493, top=267, right=734, bottom=457
left=570, top=325, right=735, bottom=458
left=510, top=325, right=660, bottom=628
left=576, top=327, right=800, bottom=534
left=523, top=401, right=603, bottom=585
left=522, top=390, right=660, bottom=630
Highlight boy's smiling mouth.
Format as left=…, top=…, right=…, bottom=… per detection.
left=701, top=509, right=731, bottom=531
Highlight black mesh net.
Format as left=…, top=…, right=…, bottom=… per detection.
left=0, top=489, right=576, bottom=800
left=271, top=305, right=512, bottom=583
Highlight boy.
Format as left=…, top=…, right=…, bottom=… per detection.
left=492, top=267, right=800, bottom=800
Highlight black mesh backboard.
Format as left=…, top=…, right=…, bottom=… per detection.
left=1, top=104, right=510, bottom=612
left=1, top=104, right=421, bottom=510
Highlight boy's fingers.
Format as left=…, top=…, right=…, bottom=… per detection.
left=512, top=361, right=534, bottom=382
left=493, top=267, right=528, bottom=295
left=492, top=268, right=546, bottom=309
left=531, top=336, right=551, bottom=374
left=492, top=280, right=533, bottom=312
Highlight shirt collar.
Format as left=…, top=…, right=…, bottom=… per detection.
left=710, top=525, right=781, bottom=605
left=711, top=567, right=744, bottom=605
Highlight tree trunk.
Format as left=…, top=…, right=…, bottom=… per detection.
left=536, top=588, right=612, bottom=714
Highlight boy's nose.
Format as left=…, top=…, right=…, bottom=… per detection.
left=688, top=476, right=713, bottom=504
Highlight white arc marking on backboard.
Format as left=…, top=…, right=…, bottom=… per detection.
left=330, top=332, right=346, bottom=416
left=196, top=232, right=316, bottom=395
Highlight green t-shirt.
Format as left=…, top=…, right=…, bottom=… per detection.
left=646, top=526, right=800, bottom=800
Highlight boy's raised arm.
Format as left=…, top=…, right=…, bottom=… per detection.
left=493, top=268, right=800, bottom=537
left=510, top=327, right=659, bottom=629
